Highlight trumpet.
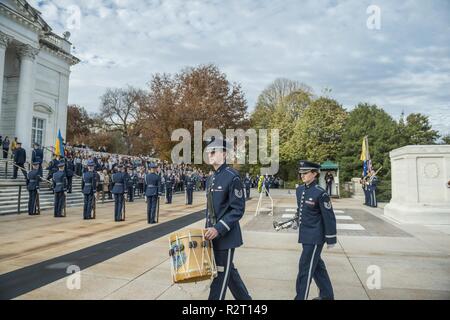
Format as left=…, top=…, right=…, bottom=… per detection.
left=273, top=216, right=298, bottom=231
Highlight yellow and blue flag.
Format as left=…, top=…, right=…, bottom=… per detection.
left=54, top=129, right=64, bottom=157
left=360, top=136, right=371, bottom=177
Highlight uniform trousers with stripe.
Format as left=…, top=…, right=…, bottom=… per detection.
left=208, top=248, right=252, bottom=300
left=370, top=187, right=377, bottom=207
left=295, top=243, right=334, bottom=300
left=186, top=188, right=193, bottom=204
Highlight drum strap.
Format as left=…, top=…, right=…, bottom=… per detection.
left=207, top=189, right=216, bottom=226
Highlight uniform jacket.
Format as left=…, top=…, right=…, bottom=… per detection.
left=296, top=180, right=337, bottom=245
left=14, top=147, right=26, bottom=164
left=27, top=169, right=40, bottom=191
left=111, top=172, right=125, bottom=194
left=145, top=172, right=161, bottom=196
left=205, top=164, right=245, bottom=250
left=184, top=176, right=195, bottom=190
left=32, top=148, right=44, bottom=164
left=65, top=159, right=75, bottom=177
left=52, top=171, right=67, bottom=193
left=82, top=171, right=97, bottom=194
left=243, top=177, right=252, bottom=189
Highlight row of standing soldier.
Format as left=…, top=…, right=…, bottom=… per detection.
left=25, top=157, right=211, bottom=223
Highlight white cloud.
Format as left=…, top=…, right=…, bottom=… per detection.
left=27, top=0, right=450, bottom=135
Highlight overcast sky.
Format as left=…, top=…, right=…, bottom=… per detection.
left=30, top=0, right=450, bottom=135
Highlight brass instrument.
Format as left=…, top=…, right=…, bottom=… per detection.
left=273, top=215, right=298, bottom=231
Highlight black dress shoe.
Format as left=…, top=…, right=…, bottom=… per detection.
left=312, top=297, right=334, bottom=300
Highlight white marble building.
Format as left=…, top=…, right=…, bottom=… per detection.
left=0, top=0, right=79, bottom=160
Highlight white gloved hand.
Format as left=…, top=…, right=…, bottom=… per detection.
left=327, top=244, right=335, bottom=250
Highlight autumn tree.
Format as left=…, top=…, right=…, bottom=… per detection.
left=66, top=105, right=94, bottom=143
left=139, top=64, right=248, bottom=161
left=99, top=86, right=144, bottom=155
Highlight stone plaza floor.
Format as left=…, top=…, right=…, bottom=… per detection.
left=0, top=189, right=449, bottom=300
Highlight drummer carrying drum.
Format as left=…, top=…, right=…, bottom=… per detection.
left=204, top=137, right=252, bottom=300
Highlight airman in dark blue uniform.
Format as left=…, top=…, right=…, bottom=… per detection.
left=111, top=165, right=125, bottom=221
left=368, top=170, right=378, bottom=207
left=361, top=174, right=369, bottom=206
left=204, top=138, right=252, bottom=301
left=164, top=170, right=175, bottom=204
left=13, top=141, right=27, bottom=179
left=27, top=162, right=41, bottom=215
left=126, top=166, right=136, bottom=202
left=82, top=160, right=97, bottom=219
left=65, top=156, right=75, bottom=193
left=32, top=143, right=44, bottom=178
left=184, top=170, right=194, bottom=204
left=263, top=174, right=271, bottom=196
left=46, top=154, right=59, bottom=181
left=294, top=160, right=337, bottom=300
left=145, top=163, right=161, bottom=224
left=243, top=173, right=252, bottom=200
left=52, top=162, right=67, bottom=217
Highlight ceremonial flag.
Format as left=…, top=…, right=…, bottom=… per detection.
left=54, top=129, right=64, bottom=157
left=360, top=136, right=371, bottom=177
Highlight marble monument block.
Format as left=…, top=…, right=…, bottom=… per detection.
left=384, top=145, right=450, bottom=224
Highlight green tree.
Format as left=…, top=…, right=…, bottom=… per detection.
left=66, top=105, right=94, bottom=143
left=441, top=134, right=450, bottom=144
left=398, top=113, right=440, bottom=145
left=338, top=103, right=399, bottom=201
left=283, top=97, right=347, bottom=163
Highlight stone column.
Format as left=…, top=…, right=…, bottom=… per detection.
left=57, top=73, right=70, bottom=142
left=0, top=31, right=13, bottom=125
left=16, top=44, right=39, bottom=156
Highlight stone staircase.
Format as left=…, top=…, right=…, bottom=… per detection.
left=0, top=159, right=86, bottom=215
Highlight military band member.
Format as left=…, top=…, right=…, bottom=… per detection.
left=13, top=141, right=27, bottom=179
left=46, top=154, right=59, bottom=182
left=111, top=165, right=126, bottom=221
left=82, top=160, right=97, bottom=219
left=126, top=166, right=136, bottom=202
left=27, top=162, right=41, bottom=215
left=65, top=156, right=75, bottom=193
left=325, top=172, right=334, bottom=196
left=164, top=170, right=175, bottom=204
left=243, top=173, right=252, bottom=200
left=184, top=169, right=194, bottom=205
left=145, top=163, right=161, bottom=224
left=294, top=160, right=336, bottom=300
left=52, top=162, right=67, bottom=217
left=204, top=138, right=252, bottom=300
left=368, top=170, right=378, bottom=208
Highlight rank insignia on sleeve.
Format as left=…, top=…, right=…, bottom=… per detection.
left=324, top=201, right=332, bottom=209
left=235, top=189, right=243, bottom=198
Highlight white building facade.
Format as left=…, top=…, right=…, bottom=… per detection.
left=0, top=0, right=79, bottom=160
